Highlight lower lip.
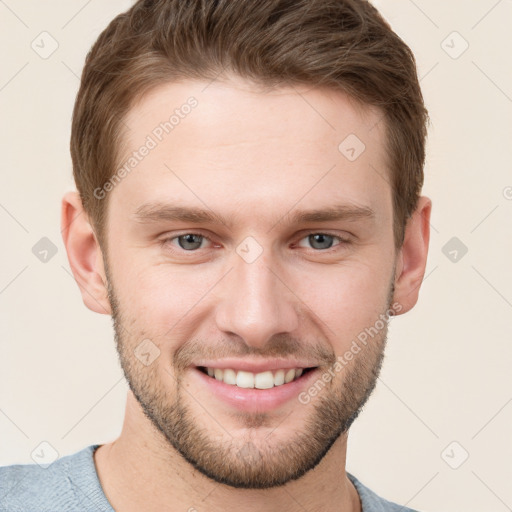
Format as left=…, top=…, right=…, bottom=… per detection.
left=191, top=367, right=319, bottom=412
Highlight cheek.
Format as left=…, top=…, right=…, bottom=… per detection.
left=119, top=265, right=218, bottom=330
left=295, top=262, right=390, bottom=340
left=112, top=245, right=392, bottom=345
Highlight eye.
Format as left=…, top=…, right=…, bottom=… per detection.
left=161, top=231, right=350, bottom=255
left=296, top=233, right=349, bottom=251
left=166, top=233, right=211, bottom=251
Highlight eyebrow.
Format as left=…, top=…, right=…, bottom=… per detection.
left=132, top=202, right=376, bottom=230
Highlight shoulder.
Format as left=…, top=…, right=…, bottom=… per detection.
left=348, top=472, right=420, bottom=512
left=0, top=444, right=112, bottom=512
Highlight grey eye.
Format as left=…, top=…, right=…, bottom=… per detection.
left=177, top=234, right=204, bottom=250
left=307, top=233, right=336, bottom=250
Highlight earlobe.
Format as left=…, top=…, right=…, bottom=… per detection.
left=392, top=196, right=432, bottom=315
left=60, top=190, right=112, bottom=315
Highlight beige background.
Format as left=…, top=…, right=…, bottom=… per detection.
left=1, top=1, right=511, bottom=510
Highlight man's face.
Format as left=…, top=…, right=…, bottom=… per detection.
left=102, top=76, right=398, bottom=489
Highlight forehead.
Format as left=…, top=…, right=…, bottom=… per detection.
left=110, top=77, right=391, bottom=228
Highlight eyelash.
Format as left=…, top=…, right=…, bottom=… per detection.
left=160, top=231, right=352, bottom=255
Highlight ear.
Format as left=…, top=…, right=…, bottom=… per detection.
left=61, top=190, right=112, bottom=315
left=392, top=196, right=432, bottom=315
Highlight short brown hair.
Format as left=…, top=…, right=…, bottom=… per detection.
left=70, top=0, right=428, bottom=250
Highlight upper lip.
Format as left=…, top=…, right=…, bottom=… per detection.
left=193, top=358, right=318, bottom=373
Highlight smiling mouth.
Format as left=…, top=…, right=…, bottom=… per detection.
left=197, top=366, right=317, bottom=389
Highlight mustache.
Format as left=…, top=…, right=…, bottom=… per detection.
left=173, top=335, right=336, bottom=372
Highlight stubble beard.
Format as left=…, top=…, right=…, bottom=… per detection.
left=105, top=263, right=393, bottom=489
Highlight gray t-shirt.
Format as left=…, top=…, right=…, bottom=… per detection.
left=0, top=445, right=419, bottom=511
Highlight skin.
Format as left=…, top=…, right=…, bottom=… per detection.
left=62, top=75, right=431, bottom=512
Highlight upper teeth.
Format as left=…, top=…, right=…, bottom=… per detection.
left=205, top=367, right=304, bottom=389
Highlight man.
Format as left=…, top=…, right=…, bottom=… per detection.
left=0, top=0, right=431, bottom=510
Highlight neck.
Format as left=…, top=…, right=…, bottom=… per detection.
left=94, top=393, right=362, bottom=512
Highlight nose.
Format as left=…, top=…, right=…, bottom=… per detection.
left=214, top=248, right=299, bottom=349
